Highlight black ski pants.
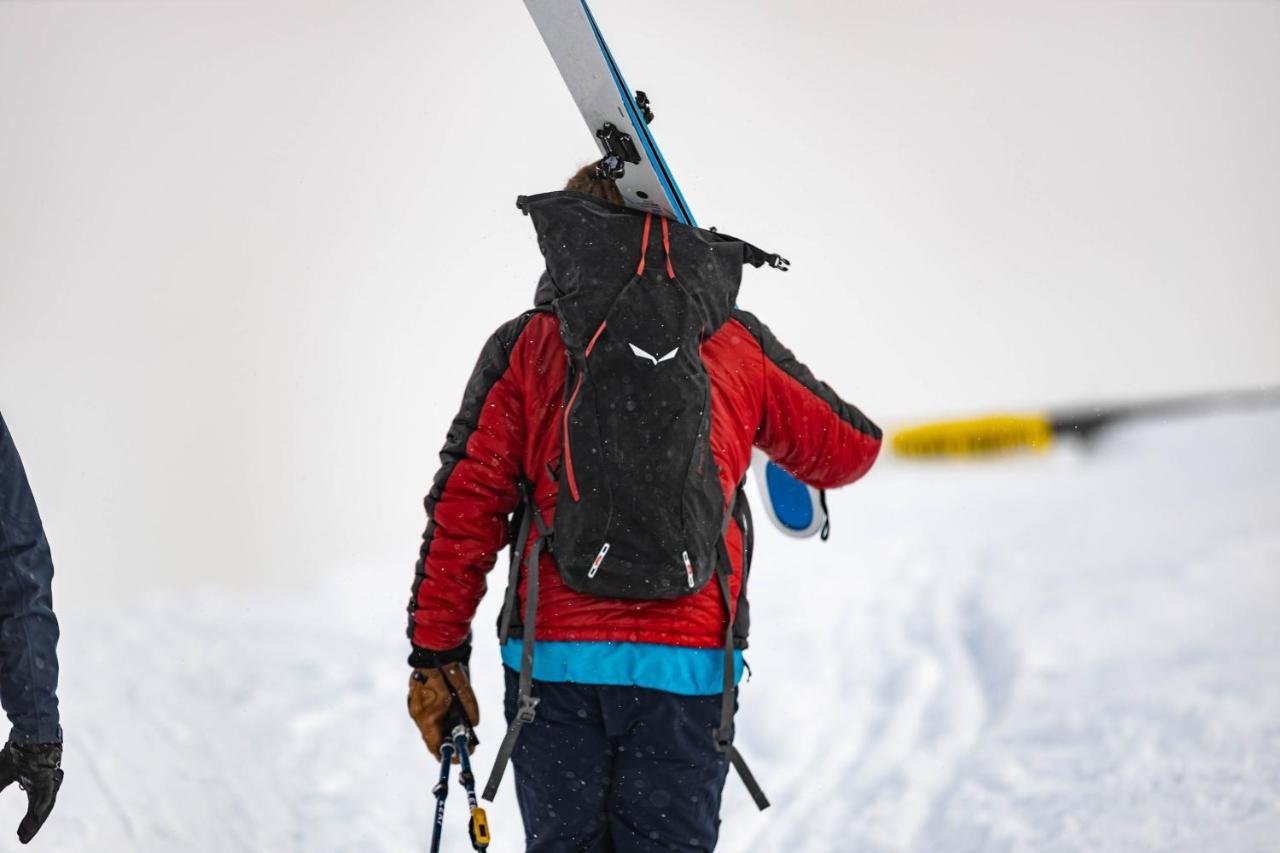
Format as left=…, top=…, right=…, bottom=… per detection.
left=503, top=667, right=732, bottom=853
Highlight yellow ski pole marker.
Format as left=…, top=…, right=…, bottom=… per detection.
left=470, top=806, right=491, bottom=847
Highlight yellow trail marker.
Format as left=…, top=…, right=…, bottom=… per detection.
left=892, top=414, right=1055, bottom=459
left=889, top=387, right=1280, bottom=461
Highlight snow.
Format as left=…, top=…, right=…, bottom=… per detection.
left=7, top=409, right=1277, bottom=852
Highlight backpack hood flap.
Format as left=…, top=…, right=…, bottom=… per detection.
left=520, top=191, right=752, bottom=349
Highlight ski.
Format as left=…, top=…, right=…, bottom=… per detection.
left=522, top=0, right=692, bottom=222
left=523, top=0, right=826, bottom=537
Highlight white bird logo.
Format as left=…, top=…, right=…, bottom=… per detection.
left=629, top=343, right=678, bottom=366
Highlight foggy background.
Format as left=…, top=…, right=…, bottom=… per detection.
left=3, top=3, right=1280, bottom=851
left=2, top=1, right=1278, bottom=606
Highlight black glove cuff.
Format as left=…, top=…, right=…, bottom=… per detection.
left=407, top=641, right=471, bottom=669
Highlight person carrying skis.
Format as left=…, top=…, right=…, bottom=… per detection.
left=0, top=411, right=65, bottom=845
left=406, top=165, right=881, bottom=852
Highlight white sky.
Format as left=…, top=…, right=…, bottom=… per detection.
left=1, top=0, right=1278, bottom=601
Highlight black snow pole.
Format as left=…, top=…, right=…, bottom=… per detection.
left=452, top=724, right=491, bottom=850
left=428, top=721, right=490, bottom=853
left=429, top=737, right=455, bottom=853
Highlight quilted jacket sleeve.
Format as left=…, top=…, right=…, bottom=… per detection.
left=405, top=313, right=537, bottom=665
left=733, top=310, right=882, bottom=488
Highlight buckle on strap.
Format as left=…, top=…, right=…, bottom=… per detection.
left=712, top=726, right=734, bottom=752
left=515, top=696, right=540, bottom=725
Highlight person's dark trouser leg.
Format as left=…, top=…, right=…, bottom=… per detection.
left=602, top=686, right=731, bottom=853
left=504, top=667, right=613, bottom=853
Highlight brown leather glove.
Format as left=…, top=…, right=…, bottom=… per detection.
left=408, top=662, right=480, bottom=763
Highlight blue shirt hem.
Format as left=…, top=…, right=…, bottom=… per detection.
left=500, top=639, right=744, bottom=696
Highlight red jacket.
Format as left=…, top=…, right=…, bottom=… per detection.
left=408, top=306, right=881, bottom=660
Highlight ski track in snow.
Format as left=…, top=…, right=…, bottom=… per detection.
left=6, top=411, right=1279, bottom=852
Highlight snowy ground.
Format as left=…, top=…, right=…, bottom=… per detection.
left=8, top=410, right=1279, bottom=852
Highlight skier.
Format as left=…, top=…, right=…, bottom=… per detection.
left=0, top=411, right=64, bottom=845
left=406, top=165, right=881, bottom=852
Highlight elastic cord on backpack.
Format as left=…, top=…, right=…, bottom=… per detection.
left=661, top=217, right=676, bottom=280
left=586, top=320, right=607, bottom=356
left=635, top=212, right=676, bottom=281
left=636, top=213, right=653, bottom=276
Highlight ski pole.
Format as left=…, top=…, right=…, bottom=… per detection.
left=451, top=724, right=491, bottom=851
left=429, top=737, right=457, bottom=853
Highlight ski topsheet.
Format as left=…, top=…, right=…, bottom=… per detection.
left=523, top=0, right=694, bottom=223
left=523, top=0, right=827, bottom=538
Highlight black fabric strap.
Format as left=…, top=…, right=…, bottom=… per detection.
left=497, top=484, right=535, bottom=643
left=483, top=502, right=550, bottom=802
left=435, top=662, right=479, bottom=750
left=712, top=500, right=770, bottom=811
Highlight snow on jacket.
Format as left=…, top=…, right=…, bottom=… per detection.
left=407, top=193, right=881, bottom=665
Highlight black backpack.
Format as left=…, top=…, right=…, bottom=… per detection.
left=484, top=192, right=783, bottom=810
left=554, top=208, right=726, bottom=599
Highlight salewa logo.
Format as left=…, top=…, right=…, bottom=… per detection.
left=629, top=343, right=678, bottom=366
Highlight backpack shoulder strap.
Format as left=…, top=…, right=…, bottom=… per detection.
left=483, top=484, right=551, bottom=802
left=712, top=493, right=770, bottom=810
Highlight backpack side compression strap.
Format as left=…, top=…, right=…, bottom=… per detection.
left=483, top=493, right=550, bottom=802
left=713, top=499, right=770, bottom=810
